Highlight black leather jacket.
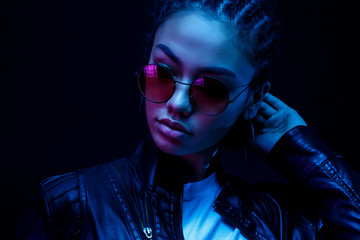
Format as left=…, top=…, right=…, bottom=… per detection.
left=16, top=126, right=360, bottom=239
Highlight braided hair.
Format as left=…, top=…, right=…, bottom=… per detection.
left=144, top=0, right=279, bottom=88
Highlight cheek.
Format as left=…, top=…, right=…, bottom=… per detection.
left=204, top=103, right=247, bottom=130
left=194, top=100, right=248, bottom=141
left=145, top=102, right=154, bottom=120
left=145, top=101, right=162, bottom=120
left=192, top=112, right=238, bottom=141
left=145, top=102, right=161, bottom=132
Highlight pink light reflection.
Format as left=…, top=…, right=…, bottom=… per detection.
left=144, top=65, right=158, bottom=78
left=193, top=77, right=205, bottom=87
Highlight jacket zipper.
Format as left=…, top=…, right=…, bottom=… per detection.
left=114, top=166, right=153, bottom=239
left=143, top=192, right=153, bottom=239
left=177, top=192, right=185, bottom=240
left=172, top=186, right=185, bottom=240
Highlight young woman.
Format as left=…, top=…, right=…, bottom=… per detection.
left=17, top=0, right=360, bottom=239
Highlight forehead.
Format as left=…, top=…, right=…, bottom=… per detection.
left=151, top=12, right=255, bottom=83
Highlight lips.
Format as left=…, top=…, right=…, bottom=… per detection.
left=158, top=118, right=192, bottom=135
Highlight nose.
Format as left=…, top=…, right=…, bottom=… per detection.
left=166, top=80, right=193, bottom=117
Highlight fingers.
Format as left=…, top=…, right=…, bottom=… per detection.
left=254, top=112, right=266, bottom=124
left=254, top=93, right=288, bottom=124
left=254, top=93, right=291, bottom=123
left=258, top=101, right=277, bottom=119
left=263, top=93, right=289, bottom=111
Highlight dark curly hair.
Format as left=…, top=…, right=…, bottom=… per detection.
left=143, top=0, right=279, bottom=88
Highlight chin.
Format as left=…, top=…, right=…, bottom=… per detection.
left=152, top=133, right=189, bottom=156
left=152, top=132, right=221, bottom=157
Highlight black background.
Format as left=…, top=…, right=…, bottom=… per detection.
left=1, top=0, right=359, bottom=238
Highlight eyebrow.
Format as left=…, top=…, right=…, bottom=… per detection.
left=197, top=66, right=236, bottom=79
left=154, top=43, right=237, bottom=79
left=155, top=44, right=183, bottom=67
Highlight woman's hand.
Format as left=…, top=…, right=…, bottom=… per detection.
left=250, top=93, right=307, bottom=154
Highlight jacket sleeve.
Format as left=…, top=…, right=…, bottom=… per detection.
left=15, top=192, right=53, bottom=240
left=15, top=172, right=84, bottom=240
left=268, top=126, right=360, bottom=238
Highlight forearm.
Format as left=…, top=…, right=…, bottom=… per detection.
left=268, top=126, right=360, bottom=237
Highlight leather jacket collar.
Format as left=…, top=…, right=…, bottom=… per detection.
left=128, top=134, right=159, bottom=190
left=128, top=134, right=230, bottom=190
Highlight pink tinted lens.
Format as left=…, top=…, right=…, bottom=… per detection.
left=139, top=65, right=174, bottom=102
left=191, top=77, right=228, bottom=115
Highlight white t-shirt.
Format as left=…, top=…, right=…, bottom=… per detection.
left=182, top=172, right=247, bottom=240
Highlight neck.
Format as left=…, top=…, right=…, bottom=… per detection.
left=158, top=145, right=218, bottom=183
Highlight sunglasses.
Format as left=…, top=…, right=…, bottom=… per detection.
left=138, top=64, right=251, bottom=116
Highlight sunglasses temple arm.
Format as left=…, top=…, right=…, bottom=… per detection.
left=227, top=86, right=250, bottom=103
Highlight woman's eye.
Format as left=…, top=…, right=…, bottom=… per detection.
left=157, top=63, right=176, bottom=77
left=201, top=77, right=223, bottom=90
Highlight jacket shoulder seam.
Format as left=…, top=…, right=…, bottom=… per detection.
left=39, top=171, right=83, bottom=238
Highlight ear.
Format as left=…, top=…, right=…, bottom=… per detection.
left=243, top=81, right=270, bottom=120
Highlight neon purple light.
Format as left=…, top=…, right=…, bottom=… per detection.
left=193, top=77, right=205, bottom=87
left=144, top=65, right=158, bottom=78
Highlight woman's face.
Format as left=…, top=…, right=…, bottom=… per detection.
left=146, top=12, right=258, bottom=156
